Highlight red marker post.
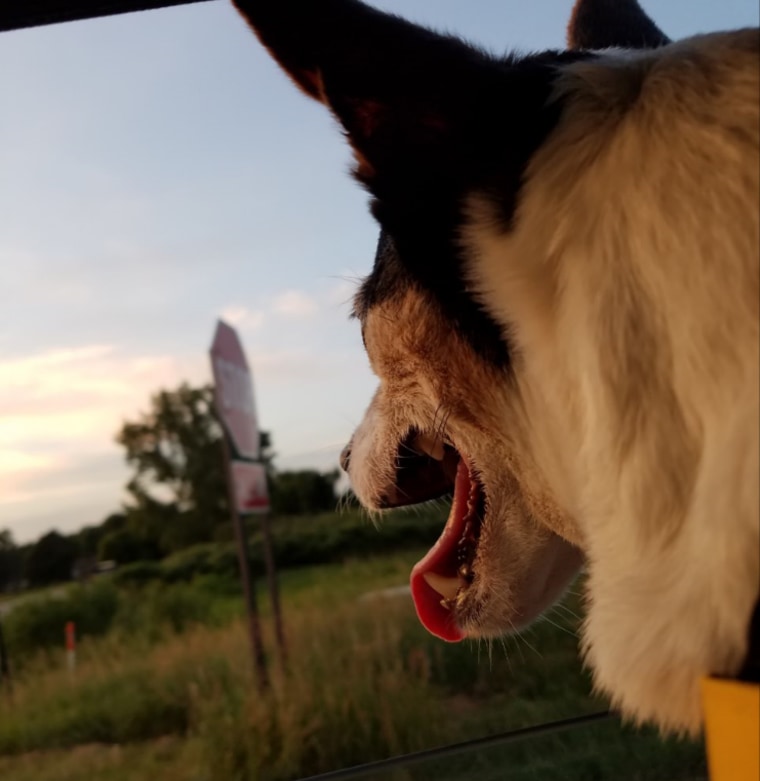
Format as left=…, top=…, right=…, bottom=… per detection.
left=65, top=621, right=76, bottom=673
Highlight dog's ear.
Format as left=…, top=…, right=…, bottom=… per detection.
left=232, top=0, right=504, bottom=192
left=567, top=0, right=670, bottom=50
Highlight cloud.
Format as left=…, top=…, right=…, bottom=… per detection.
left=0, top=343, right=207, bottom=502
left=219, top=304, right=266, bottom=331
left=0, top=448, right=125, bottom=507
left=0, top=343, right=212, bottom=540
left=0, top=346, right=202, bottom=438
left=0, top=450, right=63, bottom=504
left=272, top=290, right=319, bottom=318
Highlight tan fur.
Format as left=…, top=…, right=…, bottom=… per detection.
left=351, top=289, right=583, bottom=635
left=456, top=30, right=760, bottom=732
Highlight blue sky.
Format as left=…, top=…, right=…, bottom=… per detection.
left=0, top=0, right=757, bottom=543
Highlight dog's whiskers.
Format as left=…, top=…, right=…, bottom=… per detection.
left=539, top=612, right=578, bottom=638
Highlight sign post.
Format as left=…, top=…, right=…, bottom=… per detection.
left=210, top=320, right=287, bottom=681
left=221, top=435, right=269, bottom=691
left=228, top=461, right=287, bottom=665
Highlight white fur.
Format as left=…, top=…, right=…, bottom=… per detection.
left=462, top=30, right=759, bottom=732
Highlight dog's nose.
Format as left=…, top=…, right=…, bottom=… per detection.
left=340, top=443, right=352, bottom=473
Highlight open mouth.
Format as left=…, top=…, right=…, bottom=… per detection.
left=384, top=431, right=486, bottom=643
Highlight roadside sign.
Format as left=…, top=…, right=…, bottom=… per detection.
left=231, top=461, right=270, bottom=515
left=210, top=320, right=260, bottom=460
left=208, top=318, right=286, bottom=683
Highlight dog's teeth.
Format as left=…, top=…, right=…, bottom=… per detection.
left=412, top=433, right=444, bottom=461
left=423, top=572, right=460, bottom=601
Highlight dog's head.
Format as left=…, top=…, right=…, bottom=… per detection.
left=233, top=0, right=669, bottom=643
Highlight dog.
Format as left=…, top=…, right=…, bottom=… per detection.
left=232, top=0, right=759, bottom=734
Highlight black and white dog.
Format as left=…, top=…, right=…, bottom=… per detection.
left=232, top=0, right=759, bottom=733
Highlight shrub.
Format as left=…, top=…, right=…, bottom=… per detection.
left=111, top=582, right=219, bottom=643
left=160, top=543, right=238, bottom=583
left=4, top=581, right=119, bottom=660
left=257, top=505, right=447, bottom=571
left=111, top=560, right=163, bottom=587
left=161, top=545, right=215, bottom=583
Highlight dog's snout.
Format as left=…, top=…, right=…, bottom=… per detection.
left=340, top=442, right=352, bottom=473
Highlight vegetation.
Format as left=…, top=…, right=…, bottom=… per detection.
left=1, top=507, right=445, bottom=662
left=0, top=553, right=706, bottom=781
left=115, top=383, right=232, bottom=552
left=0, top=383, right=344, bottom=591
left=0, top=530, right=24, bottom=592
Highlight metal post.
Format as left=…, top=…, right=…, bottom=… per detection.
left=222, top=437, right=269, bottom=691
left=260, top=512, right=287, bottom=666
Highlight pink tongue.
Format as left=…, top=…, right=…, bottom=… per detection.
left=410, top=459, right=471, bottom=643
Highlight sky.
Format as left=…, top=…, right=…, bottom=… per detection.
left=0, top=0, right=757, bottom=544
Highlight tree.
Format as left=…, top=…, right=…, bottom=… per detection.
left=115, top=383, right=275, bottom=556
left=115, top=380, right=339, bottom=556
left=98, top=527, right=153, bottom=565
left=0, top=530, right=23, bottom=592
left=117, top=384, right=227, bottom=521
left=270, top=470, right=339, bottom=515
left=24, top=531, right=79, bottom=587
left=73, top=513, right=127, bottom=558
left=116, top=384, right=232, bottom=553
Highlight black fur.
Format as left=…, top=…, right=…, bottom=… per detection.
left=234, top=0, right=593, bottom=370
left=352, top=52, right=592, bottom=370
left=738, top=600, right=760, bottom=683
left=568, top=0, right=670, bottom=50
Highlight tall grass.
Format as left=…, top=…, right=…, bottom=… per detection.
left=0, top=599, right=447, bottom=779
left=0, top=553, right=706, bottom=780
left=192, top=601, right=448, bottom=780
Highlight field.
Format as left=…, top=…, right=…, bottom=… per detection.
left=0, top=536, right=707, bottom=780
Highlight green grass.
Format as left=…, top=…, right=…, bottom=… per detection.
left=0, top=739, right=201, bottom=781
left=0, top=550, right=707, bottom=780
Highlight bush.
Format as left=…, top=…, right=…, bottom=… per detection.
left=111, top=560, right=163, bottom=587
left=0, top=667, right=192, bottom=754
left=4, top=581, right=119, bottom=659
left=4, top=577, right=227, bottom=659
left=160, top=543, right=238, bottom=583
left=161, top=545, right=215, bottom=583
left=111, top=582, right=219, bottom=642
left=253, top=505, right=447, bottom=570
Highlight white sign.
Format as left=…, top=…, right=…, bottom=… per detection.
left=231, top=461, right=270, bottom=515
